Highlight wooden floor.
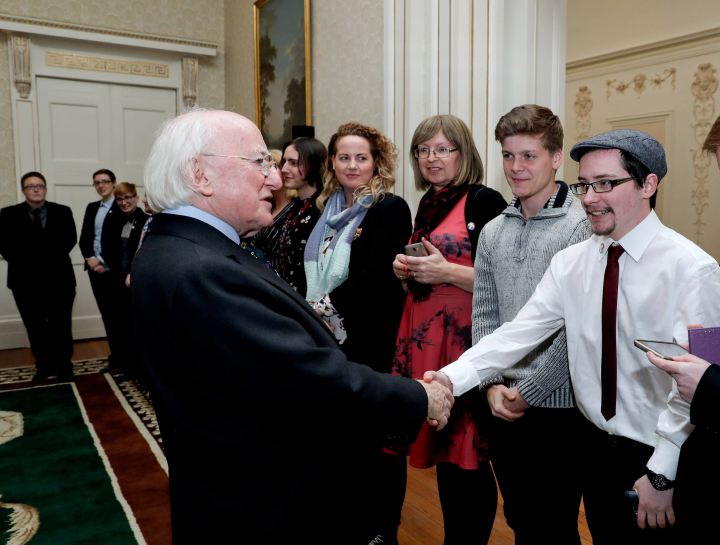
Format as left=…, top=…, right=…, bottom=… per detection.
left=0, top=338, right=110, bottom=369
left=1, top=339, right=593, bottom=544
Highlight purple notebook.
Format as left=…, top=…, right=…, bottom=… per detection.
left=688, top=327, right=720, bottom=365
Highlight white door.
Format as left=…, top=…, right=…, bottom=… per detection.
left=36, top=77, right=176, bottom=341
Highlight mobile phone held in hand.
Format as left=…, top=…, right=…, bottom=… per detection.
left=634, top=339, right=689, bottom=360
left=405, top=242, right=428, bottom=257
left=624, top=490, right=639, bottom=514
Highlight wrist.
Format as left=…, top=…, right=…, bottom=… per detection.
left=646, top=469, right=675, bottom=491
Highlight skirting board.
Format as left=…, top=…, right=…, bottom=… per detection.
left=0, top=315, right=106, bottom=350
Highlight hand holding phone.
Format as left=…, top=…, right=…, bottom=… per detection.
left=405, top=242, right=429, bottom=257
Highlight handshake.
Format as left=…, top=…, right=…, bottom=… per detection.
left=418, top=371, right=455, bottom=431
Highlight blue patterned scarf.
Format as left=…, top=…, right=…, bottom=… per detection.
left=304, top=190, right=371, bottom=302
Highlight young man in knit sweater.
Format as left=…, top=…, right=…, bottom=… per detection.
left=474, top=105, right=592, bottom=544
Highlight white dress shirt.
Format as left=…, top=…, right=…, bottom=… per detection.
left=444, top=210, right=720, bottom=478
left=163, top=205, right=240, bottom=244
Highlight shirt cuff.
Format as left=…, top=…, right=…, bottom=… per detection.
left=646, top=436, right=682, bottom=481
left=441, top=360, right=481, bottom=397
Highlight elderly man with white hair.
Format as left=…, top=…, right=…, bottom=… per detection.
left=132, top=109, right=453, bottom=544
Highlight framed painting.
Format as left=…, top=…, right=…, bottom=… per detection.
left=254, top=0, right=312, bottom=149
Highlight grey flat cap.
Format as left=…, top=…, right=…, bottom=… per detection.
left=570, top=129, right=667, bottom=180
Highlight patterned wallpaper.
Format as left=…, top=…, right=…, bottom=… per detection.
left=311, top=0, right=385, bottom=147
left=0, top=0, right=225, bottom=207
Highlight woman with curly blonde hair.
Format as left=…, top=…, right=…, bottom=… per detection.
left=304, top=122, right=413, bottom=541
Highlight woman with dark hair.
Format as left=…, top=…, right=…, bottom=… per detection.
left=388, top=115, right=507, bottom=544
left=304, top=122, right=413, bottom=543
left=252, top=137, right=326, bottom=297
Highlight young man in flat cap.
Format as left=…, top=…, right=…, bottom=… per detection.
left=426, top=129, right=720, bottom=543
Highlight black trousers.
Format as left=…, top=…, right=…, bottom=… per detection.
left=383, top=456, right=497, bottom=545
left=489, top=407, right=583, bottom=545
left=13, top=287, right=75, bottom=375
left=88, top=269, right=123, bottom=365
left=580, top=417, right=677, bottom=544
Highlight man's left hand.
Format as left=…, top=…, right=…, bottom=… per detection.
left=634, top=474, right=675, bottom=529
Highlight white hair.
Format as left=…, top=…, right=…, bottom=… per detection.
left=144, top=107, right=216, bottom=212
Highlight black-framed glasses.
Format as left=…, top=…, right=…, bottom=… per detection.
left=116, top=195, right=138, bottom=204
left=569, top=177, right=635, bottom=195
left=414, top=147, right=458, bottom=159
left=23, top=184, right=46, bottom=191
left=93, top=180, right=114, bottom=187
left=201, top=153, right=278, bottom=176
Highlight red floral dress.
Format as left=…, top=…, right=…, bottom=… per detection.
left=389, top=195, right=489, bottom=469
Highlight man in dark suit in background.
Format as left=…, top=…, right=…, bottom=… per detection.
left=133, top=109, right=454, bottom=544
left=0, top=171, right=77, bottom=382
left=79, top=168, right=123, bottom=374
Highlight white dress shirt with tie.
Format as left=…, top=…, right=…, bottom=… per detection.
left=443, top=210, right=720, bottom=479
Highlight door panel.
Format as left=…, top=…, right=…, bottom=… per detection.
left=34, top=77, right=176, bottom=343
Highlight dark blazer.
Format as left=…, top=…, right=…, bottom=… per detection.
left=674, top=364, right=720, bottom=536
left=131, top=213, right=427, bottom=544
left=329, top=194, right=412, bottom=373
left=0, top=201, right=77, bottom=290
left=79, top=199, right=122, bottom=270
left=101, top=207, right=149, bottom=275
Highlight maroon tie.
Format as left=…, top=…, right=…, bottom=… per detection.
left=601, top=244, right=625, bottom=421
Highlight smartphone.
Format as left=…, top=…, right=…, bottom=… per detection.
left=405, top=242, right=428, bottom=257
left=623, top=490, right=639, bottom=515
left=634, top=339, right=689, bottom=359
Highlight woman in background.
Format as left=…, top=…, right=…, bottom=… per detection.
left=254, top=138, right=326, bottom=296
left=250, top=149, right=296, bottom=271
left=389, top=115, right=507, bottom=545
left=304, top=122, right=412, bottom=543
left=102, top=182, right=149, bottom=376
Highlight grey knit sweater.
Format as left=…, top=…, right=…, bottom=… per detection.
left=472, top=182, right=592, bottom=408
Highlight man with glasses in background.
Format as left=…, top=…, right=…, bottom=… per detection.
left=425, top=129, right=720, bottom=544
left=79, top=168, right=123, bottom=374
left=0, top=172, right=77, bottom=382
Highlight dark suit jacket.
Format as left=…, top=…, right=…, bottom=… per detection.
left=674, top=364, right=720, bottom=536
left=330, top=194, right=412, bottom=373
left=131, top=213, right=427, bottom=544
left=0, top=201, right=77, bottom=290
left=101, top=207, right=150, bottom=275
left=79, top=199, right=122, bottom=270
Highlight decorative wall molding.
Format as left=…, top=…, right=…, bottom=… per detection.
left=690, top=62, right=718, bottom=243
left=0, top=13, right=217, bottom=56
left=573, top=85, right=593, bottom=141
left=45, top=51, right=169, bottom=78
left=10, top=35, right=30, bottom=98
left=567, top=27, right=720, bottom=82
left=182, top=56, right=198, bottom=109
left=606, top=68, right=676, bottom=101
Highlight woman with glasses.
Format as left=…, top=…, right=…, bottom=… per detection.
left=102, top=182, right=149, bottom=377
left=304, top=122, right=412, bottom=543
left=252, top=138, right=326, bottom=296
left=388, top=115, right=507, bottom=545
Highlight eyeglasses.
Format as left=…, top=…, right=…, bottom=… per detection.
left=23, top=185, right=46, bottom=191
left=116, top=195, right=138, bottom=204
left=93, top=180, right=114, bottom=186
left=569, top=177, right=636, bottom=195
left=414, top=147, right=458, bottom=159
left=201, top=153, right=279, bottom=176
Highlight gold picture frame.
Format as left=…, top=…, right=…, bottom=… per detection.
left=253, top=0, right=312, bottom=149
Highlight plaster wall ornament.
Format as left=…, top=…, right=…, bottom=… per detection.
left=182, top=56, right=198, bottom=109
left=690, top=62, right=718, bottom=242
left=574, top=86, right=594, bottom=142
left=606, top=68, right=676, bottom=101
left=10, top=35, right=31, bottom=98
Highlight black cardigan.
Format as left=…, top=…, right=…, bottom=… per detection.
left=330, top=194, right=413, bottom=373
